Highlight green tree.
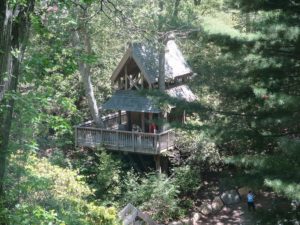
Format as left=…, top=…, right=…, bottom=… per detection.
left=188, top=0, right=300, bottom=205
left=0, top=0, right=35, bottom=199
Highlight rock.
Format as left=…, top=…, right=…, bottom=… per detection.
left=181, top=218, right=192, bottom=225
left=238, top=187, right=250, bottom=198
left=291, top=200, right=300, bottom=211
left=168, top=221, right=183, bottom=225
left=199, top=202, right=213, bottom=216
left=191, top=212, right=200, bottom=222
left=211, top=196, right=224, bottom=213
left=220, top=189, right=240, bottom=205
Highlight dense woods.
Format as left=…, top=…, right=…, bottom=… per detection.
left=0, top=0, right=299, bottom=224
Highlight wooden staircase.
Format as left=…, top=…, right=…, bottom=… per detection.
left=118, top=203, right=157, bottom=225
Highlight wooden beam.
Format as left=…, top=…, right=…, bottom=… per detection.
left=111, top=48, right=132, bottom=82
left=127, top=75, right=140, bottom=90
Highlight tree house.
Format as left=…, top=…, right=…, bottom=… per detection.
left=75, top=39, right=196, bottom=163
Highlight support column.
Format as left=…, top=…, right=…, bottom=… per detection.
left=182, top=110, right=186, bottom=124
left=125, top=65, right=128, bottom=90
left=154, top=155, right=161, bottom=173
left=148, top=113, right=153, bottom=132
left=127, top=111, right=132, bottom=131
left=141, top=112, right=145, bottom=132
left=118, top=110, right=122, bottom=125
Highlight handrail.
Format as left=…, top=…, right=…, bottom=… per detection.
left=75, top=111, right=127, bottom=128
left=76, top=126, right=173, bottom=137
left=75, top=126, right=175, bottom=155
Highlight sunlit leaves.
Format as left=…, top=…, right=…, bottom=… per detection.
left=265, top=179, right=300, bottom=201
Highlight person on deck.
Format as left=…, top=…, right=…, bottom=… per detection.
left=149, top=122, right=157, bottom=133
left=247, top=191, right=255, bottom=211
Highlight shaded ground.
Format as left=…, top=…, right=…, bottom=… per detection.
left=186, top=174, right=290, bottom=225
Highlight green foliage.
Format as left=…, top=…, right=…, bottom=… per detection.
left=185, top=0, right=300, bottom=202
left=122, top=172, right=182, bottom=221
left=9, top=205, right=65, bottom=225
left=4, top=152, right=118, bottom=225
left=85, top=150, right=122, bottom=202
left=264, top=179, right=300, bottom=201
left=173, top=165, right=201, bottom=195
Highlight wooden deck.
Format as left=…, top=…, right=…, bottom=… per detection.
left=75, top=113, right=175, bottom=155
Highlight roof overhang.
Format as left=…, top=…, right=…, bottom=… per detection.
left=166, top=85, right=197, bottom=102
left=102, top=90, right=161, bottom=113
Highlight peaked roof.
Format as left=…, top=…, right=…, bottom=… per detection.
left=111, top=39, right=193, bottom=84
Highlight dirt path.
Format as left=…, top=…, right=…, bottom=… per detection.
left=189, top=176, right=279, bottom=225
left=196, top=202, right=256, bottom=225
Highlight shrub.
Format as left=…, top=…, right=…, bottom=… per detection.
left=4, top=152, right=118, bottom=225
left=122, top=171, right=182, bottom=221
left=173, top=165, right=201, bottom=196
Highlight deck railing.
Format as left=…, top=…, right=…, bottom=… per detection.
left=78, top=112, right=127, bottom=129
left=75, top=126, right=175, bottom=155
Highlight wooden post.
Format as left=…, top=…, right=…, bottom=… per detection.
left=148, top=113, right=153, bottom=132
left=154, top=155, right=161, bottom=173
left=141, top=112, right=145, bottom=132
left=154, top=134, right=158, bottom=153
left=74, top=126, right=78, bottom=147
left=167, top=131, right=169, bottom=150
left=117, top=130, right=119, bottom=150
left=127, top=111, right=131, bottom=131
left=125, top=65, right=128, bottom=90
left=132, top=132, right=135, bottom=152
left=118, top=110, right=122, bottom=125
left=158, top=135, right=161, bottom=151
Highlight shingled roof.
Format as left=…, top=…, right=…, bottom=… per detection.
left=166, top=85, right=197, bottom=102
left=102, top=90, right=161, bottom=113
left=111, top=39, right=193, bottom=84
left=102, top=85, right=196, bottom=113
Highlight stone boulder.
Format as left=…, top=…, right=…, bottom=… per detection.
left=199, top=202, right=213, bottom=216
left=220, top=189, right=240, bottom=205
left=191, top=212, right=200, bottom=222
left=168, top=221, right=183, bottom=225
left=211, top=196, right=224, bottom=213
left=181, top=218, right=192, bottom=225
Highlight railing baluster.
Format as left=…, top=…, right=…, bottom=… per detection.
left=132, top=132, right=135, bottom=152
left=76, top=125, right=174, bottom=154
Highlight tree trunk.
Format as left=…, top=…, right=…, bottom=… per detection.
left=173, top=0, right=181, bottom=18
left=0, top=1, right=13, bottom=102
left=72, top=10, right=103, bottom=127
left=158, top=40, right=166, bottom=92
left=0, top=0, right=33, bottom=198
left=158, top=1, right=165, bottom=92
